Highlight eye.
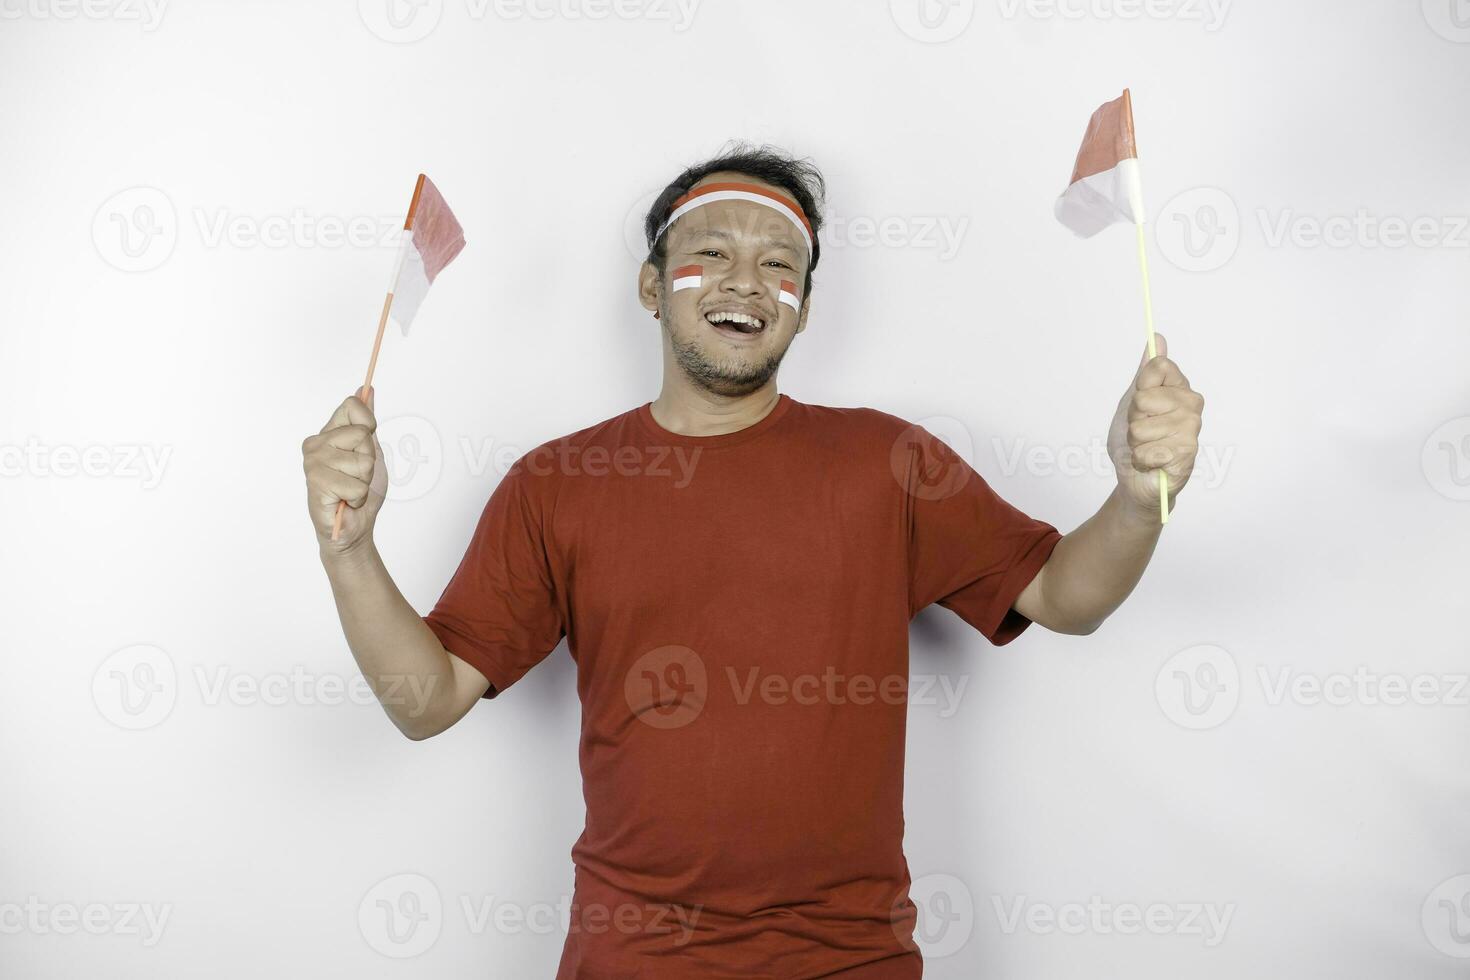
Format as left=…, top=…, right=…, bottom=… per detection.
left=765, top=260, right=791, bottom=269
left=700, top=249, right=724, bottom=258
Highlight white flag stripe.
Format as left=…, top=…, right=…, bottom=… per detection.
left=1054, top=158, right=1145, bottom=238
left=389, top=233, right=433, bottom=335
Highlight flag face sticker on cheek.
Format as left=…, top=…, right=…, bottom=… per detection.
left=778, top=279, right=800, bottom=312
left=671, top=264, right=703, bottom=291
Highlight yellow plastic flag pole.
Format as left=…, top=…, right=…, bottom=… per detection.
left=1135, top=220, right=1170, bottom=525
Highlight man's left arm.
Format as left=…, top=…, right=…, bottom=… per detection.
left=1012, top=333, right=1205, bottom=635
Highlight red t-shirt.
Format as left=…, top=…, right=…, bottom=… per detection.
left=423, top=394, right=1063, bottom=979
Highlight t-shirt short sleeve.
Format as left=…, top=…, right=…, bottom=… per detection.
left=899, top=423, right=1064, bottom=645
left=422, top=461, right=566, bottom=699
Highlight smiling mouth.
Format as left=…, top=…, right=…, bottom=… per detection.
left=704, top=310, right=767, bottom=338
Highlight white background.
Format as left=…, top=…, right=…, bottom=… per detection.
left=3, top=0, right=1468, bottom=976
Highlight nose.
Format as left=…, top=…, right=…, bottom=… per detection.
left=717, top=252, right=764, bottom=298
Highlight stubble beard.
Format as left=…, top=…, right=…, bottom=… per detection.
left=658, top=283, right=799, bottom=399
left=663, top=311, right=792, bottom=398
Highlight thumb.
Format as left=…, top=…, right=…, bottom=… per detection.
left=1137, top=332, right=1169, bottom=371
left=356, top=385, right=376, bottom=410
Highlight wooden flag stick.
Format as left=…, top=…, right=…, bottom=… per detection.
left=1135, top=221, right=1170, bottom=525
left=330, top=292, right=394, bottom=542
left=330, top=175, right=427, bottom=543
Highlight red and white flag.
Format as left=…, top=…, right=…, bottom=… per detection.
left=1051, top=88, right=1171, bottom=524
left=1054, top=89, right=1145, bottom=238
left=331, top=172, right=465, bottom=543
left=389, top=174, right=466, bottom=334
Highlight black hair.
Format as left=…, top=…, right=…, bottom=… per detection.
left=644, top=140, right=826, bottom=300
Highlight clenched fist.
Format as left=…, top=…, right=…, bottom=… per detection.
left=1107, top=334, right=1206, bottom=518
left=303, top=387, right=388, bottom=552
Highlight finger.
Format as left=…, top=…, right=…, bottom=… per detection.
left=1128, top=386, right=1203, bottom=420
left=369, top=432, right=389, bottom=496
left=309, top=444, right=376, bottom=483
left=319, top=392, right=377, bottom=436
left=1129, top=438, right=1199, bottom=473
left=1128, top=409, right=1201, bottom=447
left=316, top=423, right=375, bottom=453
left=308, top=467, right=371, bottom=510
left=1134, top=332, right=1168, bottom=372
left=1136, top=354, right=1191, bottom=392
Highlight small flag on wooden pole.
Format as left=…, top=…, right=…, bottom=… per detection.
left=1055, top=89, right=1170, bottom=525
left=332, top=173, right=466, bottom=542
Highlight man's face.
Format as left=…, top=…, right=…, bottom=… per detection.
left=639, top=174, right=810, bottom=397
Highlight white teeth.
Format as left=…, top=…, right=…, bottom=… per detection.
left=706, top=311, right=765, bottom=329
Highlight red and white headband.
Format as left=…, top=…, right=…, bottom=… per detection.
left=654, top=181, right=814, bottom=256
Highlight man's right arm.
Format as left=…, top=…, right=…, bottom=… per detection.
left=319, top=542, right=491, bottom=739
left=304, top=391, right=490, bottom=740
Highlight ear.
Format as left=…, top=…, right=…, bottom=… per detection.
left=638, top=262, right=661, bottom=314
left=795, top=295, right=811, bottom=335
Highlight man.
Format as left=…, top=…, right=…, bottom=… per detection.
left=302, top=144, right=1205, bottom=978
